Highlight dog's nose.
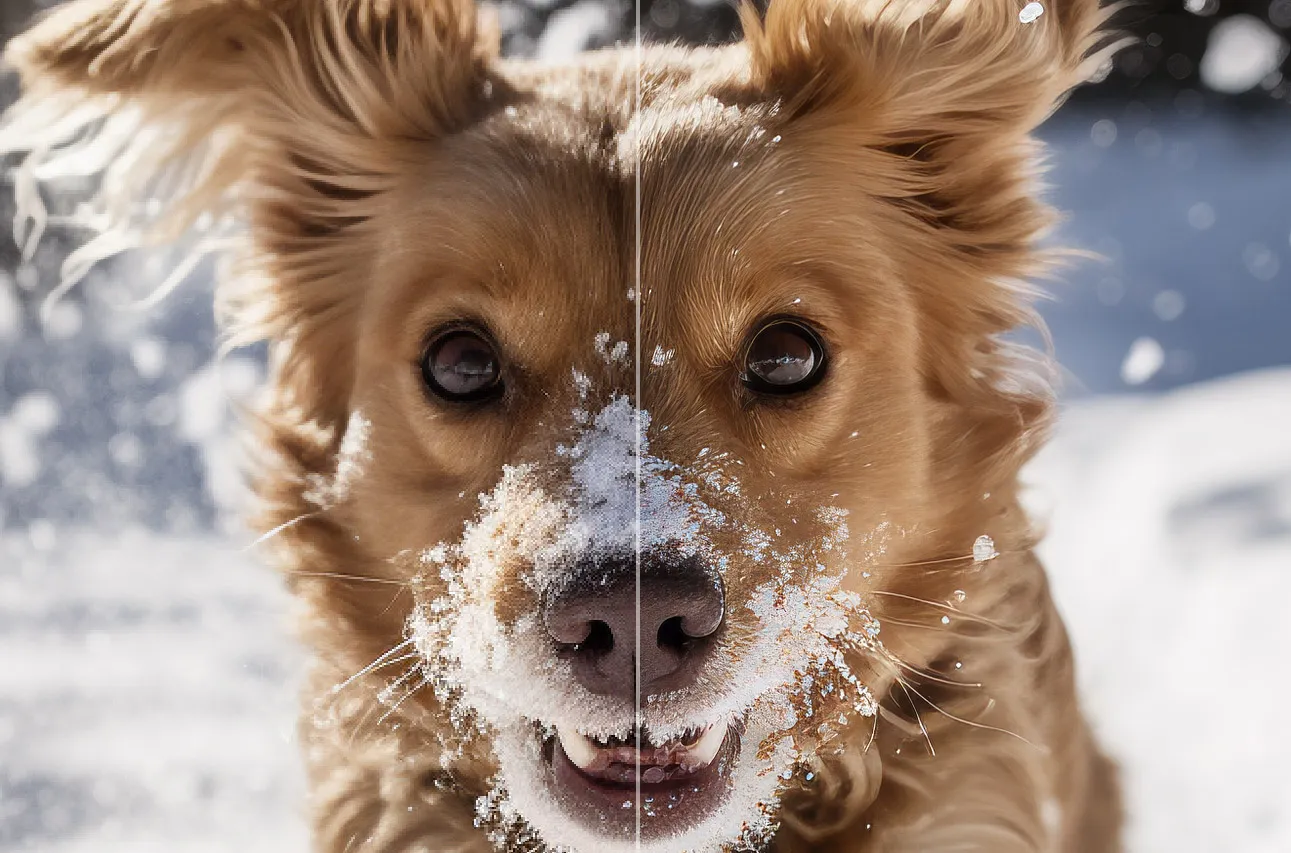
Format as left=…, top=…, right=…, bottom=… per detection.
left=543, top=552, right=724, bottom=698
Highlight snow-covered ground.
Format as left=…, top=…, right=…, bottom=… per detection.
left=3, top=367, right=1289, bottom=851
left=1029, top=368, right=1291, bottom=853
left=0, top=533, right=306, bottom=853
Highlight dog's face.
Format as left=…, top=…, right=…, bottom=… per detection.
left=1, top=0, right=1105, bottom=849
left=336, top=68, right=936, bottom=848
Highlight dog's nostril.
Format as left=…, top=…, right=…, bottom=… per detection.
left=546, top=613, right=593, bottom=646
left=579, top=620, right=614, bottom=654
left=657, top=615, right=690, bottom=654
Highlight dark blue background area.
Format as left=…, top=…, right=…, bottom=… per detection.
left=1040, top=100, right=1291, bottom=395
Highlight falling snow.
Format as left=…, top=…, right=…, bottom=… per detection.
left=1121, top=337, right=1166, bottom=386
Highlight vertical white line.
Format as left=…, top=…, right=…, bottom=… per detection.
left=633, top=2, right=644, bottom=851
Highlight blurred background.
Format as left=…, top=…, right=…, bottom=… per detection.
left=1, top=1, right=1288, bottom=851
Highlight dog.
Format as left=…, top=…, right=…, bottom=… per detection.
left=0, top=0, right=1124, bottom=850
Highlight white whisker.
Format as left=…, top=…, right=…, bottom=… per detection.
left=332, top=639, right=416, bottom=694
left=870, top=590, right=1010, bottom=630
left=241, top=511, right=324, bottom=552
left=898, top=680, right=1040, bottom=750
left=895, top=677, right=935, bottom=757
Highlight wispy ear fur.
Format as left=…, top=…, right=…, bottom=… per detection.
left=742, top=0, right=1123, bottom=517
left=0, top=0, right=493, bottom=436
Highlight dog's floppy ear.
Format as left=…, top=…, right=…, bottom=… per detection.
left=743, top=0, right=1120, bottom=495
left=743, top=0, right=1117, bottom=259
left=744, top=0, right=1114, bottom=145
left=8, top=0, right=487, bottom=131
left=1, top=0, right=492, bottom=434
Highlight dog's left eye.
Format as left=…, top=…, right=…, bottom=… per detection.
left=421, top=327, right=503, bottom=402
left=741, top=319, right=828, bottom=395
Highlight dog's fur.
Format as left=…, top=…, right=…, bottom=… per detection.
left=0, top=0, right=1123, bottom=850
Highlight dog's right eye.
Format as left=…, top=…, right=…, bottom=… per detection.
left=741, top=319, right=828, bottom=396
left=420, top=327, right=504, bottom=403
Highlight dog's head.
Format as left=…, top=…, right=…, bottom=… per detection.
left=1, top=0, right=1112, bottom=849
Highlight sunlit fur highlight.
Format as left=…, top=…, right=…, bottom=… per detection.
left=0, top=1, right=1124, bottom=851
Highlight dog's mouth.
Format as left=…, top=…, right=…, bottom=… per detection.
left=541, top=719, right=741, bottom=838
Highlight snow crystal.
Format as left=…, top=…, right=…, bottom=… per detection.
left=650, top=345, right=675, bottom=367
left=1090, top=118, right=1117, bottom=148
left=129, top=337, right=168, bottom=380
left=1187, top=201, right=1216, bottom=230
left=1242, top=242, right=1281, bottom=282
left=1152, top=290, right=1187, bottom=322
left=1019, top=2, right=1045, bottom=24
left=592, top=331, right=631, bottom=365
left=972, top=534, right=999, bottom=563
left=1199, top=15, right=1288, bottom=94
left=1121, top=337, right=1165, bottom=386
left=535, top=0, right=619, bottom=62
left=10, top=391, right=60, bottom=434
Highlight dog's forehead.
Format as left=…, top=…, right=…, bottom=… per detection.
left=371, top=46, right=866, bottom=432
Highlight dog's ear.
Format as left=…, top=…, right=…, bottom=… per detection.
left=743, top=0, right=1120, bottom=496
left=8, top=0, right=488, bottom=131
left=1, top=0, right=493, bottom=436
left=744, top=0, right=1114, bottom=145
left=743, top=0, right=1116, bottom=268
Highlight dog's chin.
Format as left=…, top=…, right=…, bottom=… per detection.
left=544, top=720, right=740, bottom=840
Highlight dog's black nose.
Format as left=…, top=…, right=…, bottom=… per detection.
left=543, top=552, right=724, bottom=698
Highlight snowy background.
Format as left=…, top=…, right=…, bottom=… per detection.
left=2, top=1, right=1290, bottom=851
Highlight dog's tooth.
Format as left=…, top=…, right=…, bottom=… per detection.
left=557, top=727, right=600, bottom=770
left=689, top=721, right=728, bottom=767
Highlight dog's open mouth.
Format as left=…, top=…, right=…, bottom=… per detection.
left=542, top=720, right=741, bottom=837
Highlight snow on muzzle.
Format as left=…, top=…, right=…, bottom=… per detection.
left=405, top=396, right=880, bottom=852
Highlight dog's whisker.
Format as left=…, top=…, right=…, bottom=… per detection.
left=869, top=590, right=1010, bottom=629
left=343, top=662, right=424, bottom=748
left=863, top=709, right=880, bottom=755
left=241, top=510, right=326, bottom=552
left=332, top=639, right=416, bottom=694
left=860, top=549, right=1011, bottom=571
left=334, top=652, right=422, bottom=695
left=861, top=553, right=975, bottom=569
left=895, top=679, right=1039, bottom=751
left=875, top=615, right=959, bottom=633
left=895, top=676, right=936, bottom=757
left=377, top=673, right=431, bottom=727
left=885, top=654, right=984, bottom=690
left=284, top=571, right=411, bottom=587
left=377, top=588, right=411, bottom=619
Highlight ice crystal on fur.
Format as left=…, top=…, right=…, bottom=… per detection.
left=592, top=331, right=631, bottom=365
left=973, top=534, right=1000, bottom=562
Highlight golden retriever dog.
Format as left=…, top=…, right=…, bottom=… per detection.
left=0, top=0, right=1124, bottom=850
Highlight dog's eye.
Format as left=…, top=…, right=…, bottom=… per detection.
left=421, top=327, right=503, bottom=402
left=742, top=319, right=827, bottom=395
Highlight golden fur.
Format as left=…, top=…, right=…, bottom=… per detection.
left=0, top=0, right=1123, bottom=850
